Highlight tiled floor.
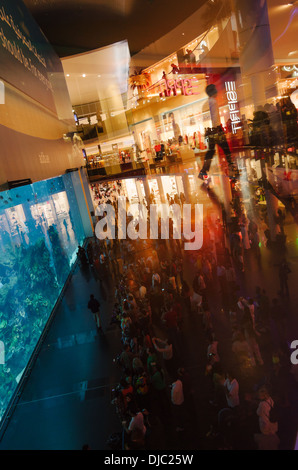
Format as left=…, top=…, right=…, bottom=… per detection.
left=0, top=207, right=297, bottom=449
left=0, top=266, right=123, bottom=450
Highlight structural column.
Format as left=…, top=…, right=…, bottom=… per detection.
left=141, top=177, right=151, bottom=207
left=234, top=0, right=278, bottom=108
left=181, top=173, right=191, bottom=203
left=264, top=189, right=279, bottom=243
left=234, top=0, right=281, bottom=239
left=157, top=176, right=166, bottom=204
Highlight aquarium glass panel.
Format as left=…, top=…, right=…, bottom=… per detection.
left=0, top=174, right=86, bottom=422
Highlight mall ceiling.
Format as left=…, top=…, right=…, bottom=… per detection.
left=23, top=0, right=208, bottom=58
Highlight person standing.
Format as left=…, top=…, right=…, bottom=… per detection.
left=87, top=294, right=102, bottom=331
left=123, top=406, right=147, bottom=450
left=278, top=259, right=291, bottom=297
left=161, top=303, right=180, bottom=354
left=119, top=343, right=133, bottom=373
left=231, top=331, right=256, bottom=369
left=180, top=280, right=192, bottom=315
left=242, top=306, right=264, bottom=366
left=192, top=271, right=206, bottom=297
left=171, top=376, right=185, bottom=432
left=152, top=271, right=161, bottom=288
left=207, top=333, right=220, bottom=367
left=150, top=364, right=171, bottom=421
left=198, top=84, right=235, bottom=180
left=254, top=386, right=280, bottom=450
left=177, top=367, right=196, bottom=421
left=247, top=298, right=256, bottom=330
left=217, top=263, right=227, bottom=297
left=223, top=371, right=240, bottom=409
left=215, top=371, right=240, bottom=445
left=152, top=337, right=175, bottom=378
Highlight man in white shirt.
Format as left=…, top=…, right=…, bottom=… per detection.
left=152, top=272, right=161, bottom=288
left=152, top=337, right=173, bottom=361
left=224, top=372, right=239, bottom=408
left=171, top=378, right=184, bottom=405
left=190, top=291, right=202, bottom=314
left=152, top=337, right=176, bottom=377
left=254, top=386, right=280, bottom=450
left=127, top=411, right=146, bottom=436
left=122, top=406, right=146, bottom=445
left=139, top=284, right=147, bottom=299
left=216, top=371, right=240, bottom=438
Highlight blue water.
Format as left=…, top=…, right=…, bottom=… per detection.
left=0, top=174, right=86, bottom=422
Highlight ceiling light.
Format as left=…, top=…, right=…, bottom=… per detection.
left=66, top=74, right=70, bottom=77
left=82, top=74, right=86, bottom=78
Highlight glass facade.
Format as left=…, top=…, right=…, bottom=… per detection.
left=0, top=174, right=86, bottom=422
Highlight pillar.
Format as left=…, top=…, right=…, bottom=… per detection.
left=263, top=161, right=280, bottom=242
left=234, top=0, right=279, bottom=109
left=181, top=173, right=191, bottom=203
left=136, top=179, right=145, bottom=205
left=141, top=177, right=151, bottom=207
left=69, top=170, right=94, bottom=238
left=157, top=175, right=166, bottom=204
left=97, top=81, right=129, bottom=139
left=264, top=189, right=279, bottom=243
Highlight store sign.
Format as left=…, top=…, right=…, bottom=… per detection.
left=0, top=0, right=68, bottom=114
left=282, top=65, right=298, bottom=77
left=159, top=77, right=199, bottom=98
left=225, top=81, right=241, bottom=134
left=39, top=152, right=50, bottom=164
left=282, top=65, right=298, bottom=72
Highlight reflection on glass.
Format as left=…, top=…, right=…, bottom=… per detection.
left=0, top=175, right=85, bottom=422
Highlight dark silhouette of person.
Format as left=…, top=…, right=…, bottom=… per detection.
left=199, top=84, right=234, bottom=180
left=278, top=259, right=291, bottom=297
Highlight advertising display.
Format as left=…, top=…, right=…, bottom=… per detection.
left=0, top=0, right=65, bottom=114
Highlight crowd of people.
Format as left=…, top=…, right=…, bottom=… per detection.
left=78, top=183, right=297, bottom=451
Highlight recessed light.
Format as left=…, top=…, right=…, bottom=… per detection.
left=82, top=74, right=86, bottom=78
left=66, top=74, right=70, bottom=77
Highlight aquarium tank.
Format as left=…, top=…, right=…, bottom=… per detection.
left=0, top=173, right=87, bottom=423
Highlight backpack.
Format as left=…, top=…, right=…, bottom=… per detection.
left=264, top=400, right=279, bottom=423
left=121, top=317, right=131, bottom=335
left=135, top=375, right=149, bottom=395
